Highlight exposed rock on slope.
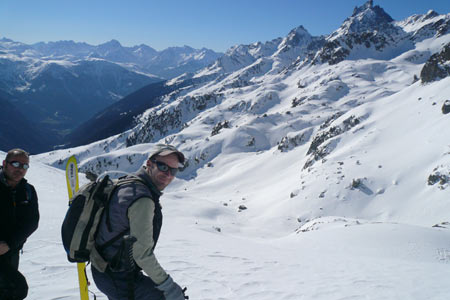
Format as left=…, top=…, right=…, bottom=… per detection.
left=420, top=42, right=450, bottom=83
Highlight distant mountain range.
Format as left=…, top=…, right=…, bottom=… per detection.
left=1, top=1, right=449, bottom=157
left=0, top=38, right=222, bottom=78
left=0, top=39, right=222, bottom=152
left=38, top=0, right=449, bottom=166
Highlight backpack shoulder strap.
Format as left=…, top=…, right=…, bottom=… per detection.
left=116, top=175, right=147, bottom=187
left=104, top=175, right=148, bottom=232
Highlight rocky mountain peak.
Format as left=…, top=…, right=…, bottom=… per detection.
left=273, top=25, right=315, bottom=60
left=0, top=37, right=14, bottom=43
left=314, top=1, right=403, bottom=65
left=277, top=25, right=313, bottom=51
left=344, top=0, right=394, bottom=33
left=286, top=26, right=312, bottom=44
left=424, top=10, right=439, bottom=20
left=98, top=39, right=123, bottom=49
left=351, top=0, right=374, bottom=16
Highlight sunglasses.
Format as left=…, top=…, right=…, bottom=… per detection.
left=7, top=161, right=30, bottom=170
left=151, top=160, right=179, bottom=176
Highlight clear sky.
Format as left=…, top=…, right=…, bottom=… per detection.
left=1, top=0, right=449, bottom=53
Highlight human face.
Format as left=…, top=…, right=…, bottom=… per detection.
left=146, top=153, right=180, bottom=191
left=2, top=154, right=29, bottom=187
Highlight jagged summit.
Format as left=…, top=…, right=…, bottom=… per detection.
left=344, top=0, right=394, bottom=33
left=312, top=1, right=408, bottom=64
left=101, top=39, right=122, bottom=46
left=284, top=26, right=312, bottom=45
left=289, top=25, right=310, bottom=37
left=275, top=25, right=313, bottom=54
left=424, top=10, right=439, bottom=19
left=270, top=25, right=321, bottom=64
left=0, top=37, right=16, bottom=43
left=352, top=0, right=374, bottom=15
left=97, top=39, right=124, bottom=51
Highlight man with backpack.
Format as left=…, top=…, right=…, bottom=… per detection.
left=91, top=144, right=188, bottom=300
left=0, top=148, right=40, bottom=299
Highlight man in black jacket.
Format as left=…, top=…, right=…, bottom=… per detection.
left=0, top=149, right=39, bottom=299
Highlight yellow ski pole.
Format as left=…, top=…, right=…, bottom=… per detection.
left=65, top=155, right=90, bottom=300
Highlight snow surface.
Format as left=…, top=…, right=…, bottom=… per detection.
left=3, top=150, right=450, bottom=300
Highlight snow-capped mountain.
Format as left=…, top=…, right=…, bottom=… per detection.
left=195, top=25, right=322, bottom=78
left=312, top=0, right=448, bottom=65
left=0, top=54, right=158, bottom=149
left=0, top=38, right=222, bottom=78
left=0, top=38, right=222, bottom=152
left=34, top=0, right=450, bottom=231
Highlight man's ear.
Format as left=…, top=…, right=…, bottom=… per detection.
left=146, top=159, right=152, bottom=168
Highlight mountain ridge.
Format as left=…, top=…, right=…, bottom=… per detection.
left=1, top=38, right=223, bottom=78
left=65, top=1, right=450, bottom=155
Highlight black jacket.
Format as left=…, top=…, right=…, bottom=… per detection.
left=0, top=170, right=39, bottom=252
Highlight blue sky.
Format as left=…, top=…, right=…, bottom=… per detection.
left=1, top=0, right=449, bottom=52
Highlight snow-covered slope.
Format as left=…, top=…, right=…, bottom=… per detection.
left=5, top=134, right=450, bottom=300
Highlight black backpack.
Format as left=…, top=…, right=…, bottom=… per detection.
left=61, top=174, right=145, bottom=270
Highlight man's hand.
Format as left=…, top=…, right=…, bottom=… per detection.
left=0, top=241, right=10, bottom=255
left=156, top=276, right=187, bottom=300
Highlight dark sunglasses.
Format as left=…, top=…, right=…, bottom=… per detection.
left=151, top=159, right=179, bottom=176
left=7, top=161, right=30, bottom=170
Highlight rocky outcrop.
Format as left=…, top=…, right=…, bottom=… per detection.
left=126, top=93, right=223, bottom=146
left=303, top=115, right=361, bottom=169
left=428, top=164, right=449, bottom=190
left=307, top=115, right=360, bottom=156
left=211, top=120, right=231, bottom=136
left=277, top=129, right=313, bottom=152
left=428, top=173, right=449, bottom=190
left=420, top=43, right=450, bottom=83
left=442, top=100, right=450, bottom=114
